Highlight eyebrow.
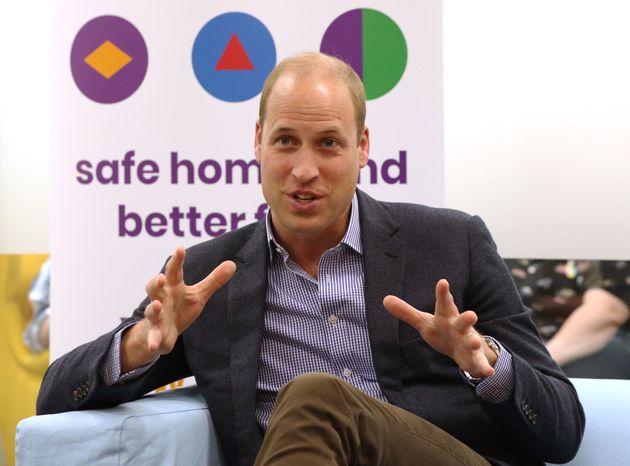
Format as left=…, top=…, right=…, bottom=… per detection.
left=317, top=127, right=344, bottom=136
left=269, top=126, right=298, bottom=135
left=268, top=126, right=344, bottom=138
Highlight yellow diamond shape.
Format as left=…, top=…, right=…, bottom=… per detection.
left=84, top=40, right=133, bottom=79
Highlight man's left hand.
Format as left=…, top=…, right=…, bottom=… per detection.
left=383, top=279, right=497, bottom=378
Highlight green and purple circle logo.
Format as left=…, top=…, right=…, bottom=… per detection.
left=192, top=12, right=276, bottom=102
left=70, top=16, right=148, bottom=104
left=320, top=9, right=407, bottom=100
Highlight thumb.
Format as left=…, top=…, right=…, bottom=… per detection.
left=196, top=260, right=237, bottom=302
left=383, top=295, right=432, bottom=330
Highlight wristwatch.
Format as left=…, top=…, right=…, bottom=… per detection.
left=462, top=336, right=501, bottom=386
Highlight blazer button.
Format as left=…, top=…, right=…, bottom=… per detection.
left=73, top=390, right=79, bottom=401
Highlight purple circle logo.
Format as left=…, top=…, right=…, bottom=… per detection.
left=70, top=16, right=148, bottom=104
left=321, top=9, right=407, bottom=100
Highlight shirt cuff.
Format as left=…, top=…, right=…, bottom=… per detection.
left=474, top=338, right=514, bottom=403
left=100, top=323, right=158, bottom=386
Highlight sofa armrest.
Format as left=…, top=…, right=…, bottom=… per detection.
left=16, top=386, right=226, bottom=466
left=17, top=378, right=630, bottom=465
left=548, top=378, right=630, bottom=466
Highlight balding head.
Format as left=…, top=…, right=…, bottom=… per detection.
left=258, top=52, right=366, bottom=144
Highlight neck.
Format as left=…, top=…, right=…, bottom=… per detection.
left=269, top=198, right=355, bottom=278
left=279, top=233, right=340, bottom=278
left=271, top=219, right=350, bottom=279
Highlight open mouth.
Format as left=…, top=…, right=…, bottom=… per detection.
left=293, top=192, right=319, bottom=204
left=293, top=193, right=317, bottom=203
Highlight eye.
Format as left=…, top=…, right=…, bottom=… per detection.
left=321, top=138, right=338, bottom=149
left=276, top=136, right=293, bottom=146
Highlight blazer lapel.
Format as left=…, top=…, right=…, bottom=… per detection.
left=358, top=190, right=405, bottom=398
left=227, top=220, right=268, bottom=461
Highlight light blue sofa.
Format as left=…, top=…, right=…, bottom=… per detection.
left=15, top=378, right=630, bottom=465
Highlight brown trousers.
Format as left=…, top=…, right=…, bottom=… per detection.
left=254, top=373, right=490, bottom=466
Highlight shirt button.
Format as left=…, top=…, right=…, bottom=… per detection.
left=342, top=368, right=352, bottom=378
left=328, top=314, right=338, bottom=325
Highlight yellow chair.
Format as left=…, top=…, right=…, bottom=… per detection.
left=0, top=254, right=49, bottom=466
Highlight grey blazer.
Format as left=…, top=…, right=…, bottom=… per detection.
left=37, top=190, right=584, bottom=466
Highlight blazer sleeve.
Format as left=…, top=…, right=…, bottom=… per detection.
left=465, top=215, right=585, bottom=463
left=36, top=298, right=191, bottom=415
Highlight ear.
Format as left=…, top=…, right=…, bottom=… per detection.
left=254, top=119, right=262, bottom=163
left=358, top=126, right=370, bottom=168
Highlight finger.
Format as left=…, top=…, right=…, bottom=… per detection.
left=144, top=299, right=162, bottom=323
left=435, top=279, right=459, bottom=318
left=145, top=274, right=166, bottom=300
left=143, top=301, right=163, bottom=353
left=147, top=325, right=162, bottom=353
left=195, top=260, right=237, bottom=302
left=462, top=333, right=496, bottom=377
left=454, top=310, right=478, bottom=335
left=462, top=328, right=483, bottom=352
left=164, top=246, right=186, bottom=285
left=383, top=295, right=432, bottom=330
left=471, top=351, right=495, bottom=378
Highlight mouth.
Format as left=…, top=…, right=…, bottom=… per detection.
left=288, top=191, right=321, bottom=205
left=294, top=193, right=316, bottom=203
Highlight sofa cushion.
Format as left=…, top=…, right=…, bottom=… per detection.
left=548, top=378, right=630, bottom=466
left=16, top=386, right=225, bottom=466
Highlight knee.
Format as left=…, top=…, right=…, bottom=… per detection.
left=584, top=288, right=630, bottom=326
left=277, top=372, right=343, bottom=403
left=273, top=372, right=349, bottom=418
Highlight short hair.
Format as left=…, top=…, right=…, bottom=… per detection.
left=258, top=52, right=366, bottom=143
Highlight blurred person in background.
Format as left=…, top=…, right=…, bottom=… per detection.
left=23, top=260, right=50, bottom=353
left=505, top=259, right=630, bottom=378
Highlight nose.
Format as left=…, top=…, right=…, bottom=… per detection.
left=291, top=148, right=319, bottom=183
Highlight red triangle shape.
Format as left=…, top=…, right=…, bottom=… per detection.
left=215, top=34, right=255, bottom=70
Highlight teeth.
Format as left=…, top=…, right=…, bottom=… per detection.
left=295, top=194, right=315, bottom=201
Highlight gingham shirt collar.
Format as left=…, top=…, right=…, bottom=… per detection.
left=265, top=193, right=362, bottom=261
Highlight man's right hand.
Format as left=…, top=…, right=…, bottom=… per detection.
left=121, top=246, right=236, bottom=373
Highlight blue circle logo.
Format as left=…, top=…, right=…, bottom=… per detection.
left=192, top=12, right=276, bottom=102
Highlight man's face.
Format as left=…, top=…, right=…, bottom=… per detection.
left=254, top=73, right=369, bottom=246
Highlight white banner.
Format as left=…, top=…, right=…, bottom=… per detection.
left=51, top=1, right=443, bottom=359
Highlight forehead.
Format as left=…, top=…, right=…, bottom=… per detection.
left=264, top=74, right=355, bottom=129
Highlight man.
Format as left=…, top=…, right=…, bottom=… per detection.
left=37, top=52, right=584, bottom=465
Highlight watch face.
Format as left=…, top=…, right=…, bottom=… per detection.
left=483, top=336, right=501, bottom=356
left=463, top=370, right=484, bottom=386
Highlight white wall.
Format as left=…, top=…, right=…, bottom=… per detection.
left=0, top=2, right=51, bottom=254
left=443, top=1, right=630, bottom=259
